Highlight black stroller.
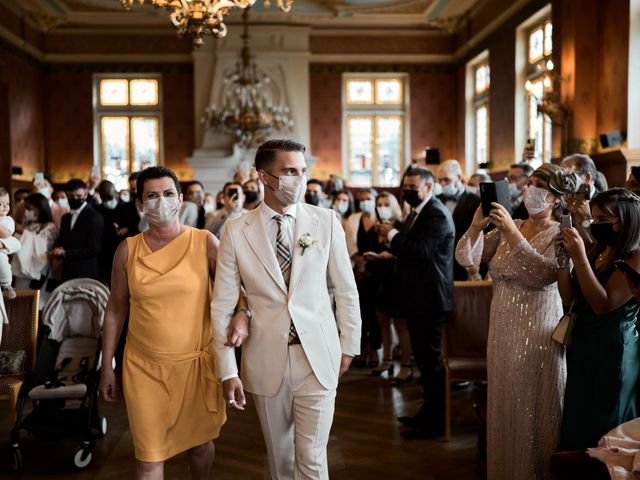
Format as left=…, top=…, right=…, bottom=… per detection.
left=10, top=278, right=110, bottom=472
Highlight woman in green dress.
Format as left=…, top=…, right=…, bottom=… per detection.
left=558, top=188, right=640, bottom=450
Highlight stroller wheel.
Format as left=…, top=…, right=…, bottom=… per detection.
left=13, top=448, right=23, bottom=473
left=73, top=447, right=93, bottom=469
left=98, top=416, right=108, bottom=437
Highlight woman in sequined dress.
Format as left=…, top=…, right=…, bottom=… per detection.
left=456, top=164, right=579, bottom=480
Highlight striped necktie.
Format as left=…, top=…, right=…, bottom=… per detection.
left=274, top=215, right=298, bottom=343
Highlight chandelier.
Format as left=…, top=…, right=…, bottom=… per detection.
left=120, top=0, right=294, bottom=47
left=203, top=9, right=293, bottom=147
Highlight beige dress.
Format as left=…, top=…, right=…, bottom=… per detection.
left=456, top=221, right=566, bottom=480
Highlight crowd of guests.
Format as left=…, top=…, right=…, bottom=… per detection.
left=2, top=150, right=640, bottom=479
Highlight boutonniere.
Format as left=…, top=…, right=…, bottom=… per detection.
left=298, top=233, right=316, bottom=256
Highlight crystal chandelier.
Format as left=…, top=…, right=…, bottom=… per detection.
left=203, top=9, right=293, bottom=147
left=120, top=0, right=293, bottom=47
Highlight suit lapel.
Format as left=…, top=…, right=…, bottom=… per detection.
left=288, top=204, right=320, bottom=297
left=242, top=206, right=288, bottom=294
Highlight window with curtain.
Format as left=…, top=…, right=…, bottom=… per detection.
left=525, top=19, right=553, bottom=166
left=94, top=75, right=162, bottom=190
left=343, top=76, right=406, bottom=187
left=474, top=62, right=490, bottom=167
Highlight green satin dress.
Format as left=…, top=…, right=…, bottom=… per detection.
left=559, top=266, right=640, bottom=451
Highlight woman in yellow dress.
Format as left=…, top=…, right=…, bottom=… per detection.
left=99, top=167, right=248, bottom=479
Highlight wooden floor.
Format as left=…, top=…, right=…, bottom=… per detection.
left=0, top=366, right=483, bottom=479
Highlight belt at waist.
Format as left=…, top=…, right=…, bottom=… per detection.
left=125, top=336, right=219, bottom=413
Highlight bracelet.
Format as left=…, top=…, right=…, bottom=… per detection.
left=235, top=307, right=252, bottom=319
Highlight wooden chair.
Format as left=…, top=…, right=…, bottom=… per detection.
left=443, top=280, right=493, bottom=441
left=0, top=291, right=39, bottom=419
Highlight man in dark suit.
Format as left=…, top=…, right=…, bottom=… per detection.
left=376, top=167, right=455, bottom=439
left=114, top=171, right=142, bottom=238
left=436, top=160, right=482, bottom=280
left=52, top=179, right=104, bottom=282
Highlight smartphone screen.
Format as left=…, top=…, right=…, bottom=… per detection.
left=560, top=214, right=572, bottom=230
left=34, top=172, right=44, bottom=183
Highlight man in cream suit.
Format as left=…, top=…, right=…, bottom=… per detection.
left=211, top=139, right=361, bottom=479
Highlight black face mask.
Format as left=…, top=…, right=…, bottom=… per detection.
left=590, top=222, right=619, bottom=246
left=305, top=194, right=320, bottom=206
left=68, top=198, right=85, bottom=210
left=244, top=191, right=258, bottom=203
left=403, top=189, right=422, bottom=208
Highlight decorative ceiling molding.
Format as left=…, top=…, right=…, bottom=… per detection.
left=311, top=53, right=454, bottom=64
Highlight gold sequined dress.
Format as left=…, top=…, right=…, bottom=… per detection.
left=456, top=221, right=566, bottom=480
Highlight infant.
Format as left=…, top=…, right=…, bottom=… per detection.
left=0, top=187, right=16, bottom=299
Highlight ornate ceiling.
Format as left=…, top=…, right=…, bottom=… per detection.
left=10, top=0, right=481, bottom=31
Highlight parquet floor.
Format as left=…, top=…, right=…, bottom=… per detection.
left=0, top=366, right=483, bottom=479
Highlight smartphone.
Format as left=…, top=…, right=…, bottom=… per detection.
left=526, top=138, right=536, bottom=150
left=226, top=188, right=239, bottom=200
left=34, top=172, right=44, bottom=183
left=614, top=260, right=640, bottom=286
left=480, top=180, right=512, bottom=217
left=560, top=214, right=572, bottom=231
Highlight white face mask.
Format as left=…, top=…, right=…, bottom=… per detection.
left=334, top=202, right=349, bottom=215
left=377, top=206, right=393, bottom=222
left=37, top=187, right=51, bottom=200
left=467, top=186, right=479, bottom=196
left=524, top=185, right=552, bottom=215
left=143, top=196, right=181, bottom=225
left=120, top=193, right=130, bottom=203
left=359, top=199, right=375, bottom=213
left=56, top=198, right=70, bottom=210
left=440, top=183, right=459, bottom=196
left=24, top=209, right=37, bottom=223
left=266, top=172, right=306, bottom=206
left=104, top=198, right=118, bottom=210
left=433, top=182, right=443, bottom=196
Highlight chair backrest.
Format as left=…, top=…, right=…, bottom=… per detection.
left=0, top=291, right=40, bottom=370
left=444, top=280, right=493, bottom=359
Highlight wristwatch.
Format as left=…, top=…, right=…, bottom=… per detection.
left=235, top=307, right=252, bottom=319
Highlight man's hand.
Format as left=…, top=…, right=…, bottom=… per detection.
left=223, top=377, right=246, bottom=411
left=339, top=354, right=353, bottom=378
left=51, top=247, right=65, bottom=258
left=98, top=368, right=119, bottom=402
left=375, top=223, right=394, bottom=238
left=225, top=311, right=249, bottom=347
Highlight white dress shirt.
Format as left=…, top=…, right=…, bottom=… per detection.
left=261, top=202, right=298, bottom=253
left=70, top=201, right=87, bottom=230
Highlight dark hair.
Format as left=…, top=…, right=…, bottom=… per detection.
left=594, top=171, right=608, bottom=192
left=632, top=166, right=640, bottom=181
left=404, top=167, right=434, bottom=184
left=530, top=163, right=580, bottom=221
left=97, top=180, right=116, bottom=199
left=333, top=189, right=354, bottom=218
left=186, top=180, right=204, bottom=190
left=136, top=166, right=181, bottom=199
left=66, top=179, right=87, bottom=192
left=307, top=178, right=325, bottom=189
left=14, top=188, right=30, bottom=200
left=0, top=187, right=8, bottom=198
left=590, top=188, right=640, bottom=272
left=510, top=162, right=535, bottom=177
left=254, top=139, right=306, bottom=172
left=243, top=179, right=259, bottom=189
left=129, top=171, right=141, bottom=182
left=561, top=154, right=597, bottom=180
left=25, top=193, right=53, bottom=224
left=224, top=182, right=243, bottom=195
left=470, top=172, right=491, bottom=183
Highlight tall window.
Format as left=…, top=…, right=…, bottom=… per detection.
left=343, top=75, right=406, bottom=187
left=93, top=75, right=162, bottom=190
left=474, top=62, right=490, bottom=167
left=525, top=19, right=553, bottom=165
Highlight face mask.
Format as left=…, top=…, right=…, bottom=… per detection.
left=467, top=186, right=479, bottom=196
left=509, top=183, right=522, bottom=199
left=524, top=185, right=551, bottom=215
left=334, top=202, right=349, bottom=215
left=56, top=198, right=70, bottom=210
left=440, top=183, right=459, bottom=196
left=433, top=183, right=443, bottom=196
left=24, top=209, right=37, bottom=223
left=403, top=189, right=423, bottom=208
left=265, top=172, right=306, bottom=206
left=305, top=194, right=321, bottom=206
left=104, top=198, right=118, bottom=210
left=244, top=191, right=258, bottom=204
left=377, top=206, right=393, bottom=222
left=37, top=187, right=51, bottom=200
left=590, top=222, right=619, bottom=246
left=143, top=196, right=180, bottom=225
left=203, top=203, right=215, bottom=214
left=359, top=199, right=375, bottom=213
left=120, top=193, right=130, bottom=203
left=68, top=198, right=85, bottom=210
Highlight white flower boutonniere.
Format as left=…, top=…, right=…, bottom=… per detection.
left=298, top=233, right=316, bottom=256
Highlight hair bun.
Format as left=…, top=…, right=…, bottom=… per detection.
left=550, top=169, right=580, bottom=195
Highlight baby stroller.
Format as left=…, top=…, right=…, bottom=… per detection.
left=10, top=278, right=110, bottom=473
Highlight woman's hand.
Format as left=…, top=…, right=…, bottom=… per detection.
left=225, top=310, right=249, bottom=347
left=470, top=206, right=490, bottom=231
left=488, top=203, right=517, bottom=234
left=561, top=227, right=587, bottom=263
